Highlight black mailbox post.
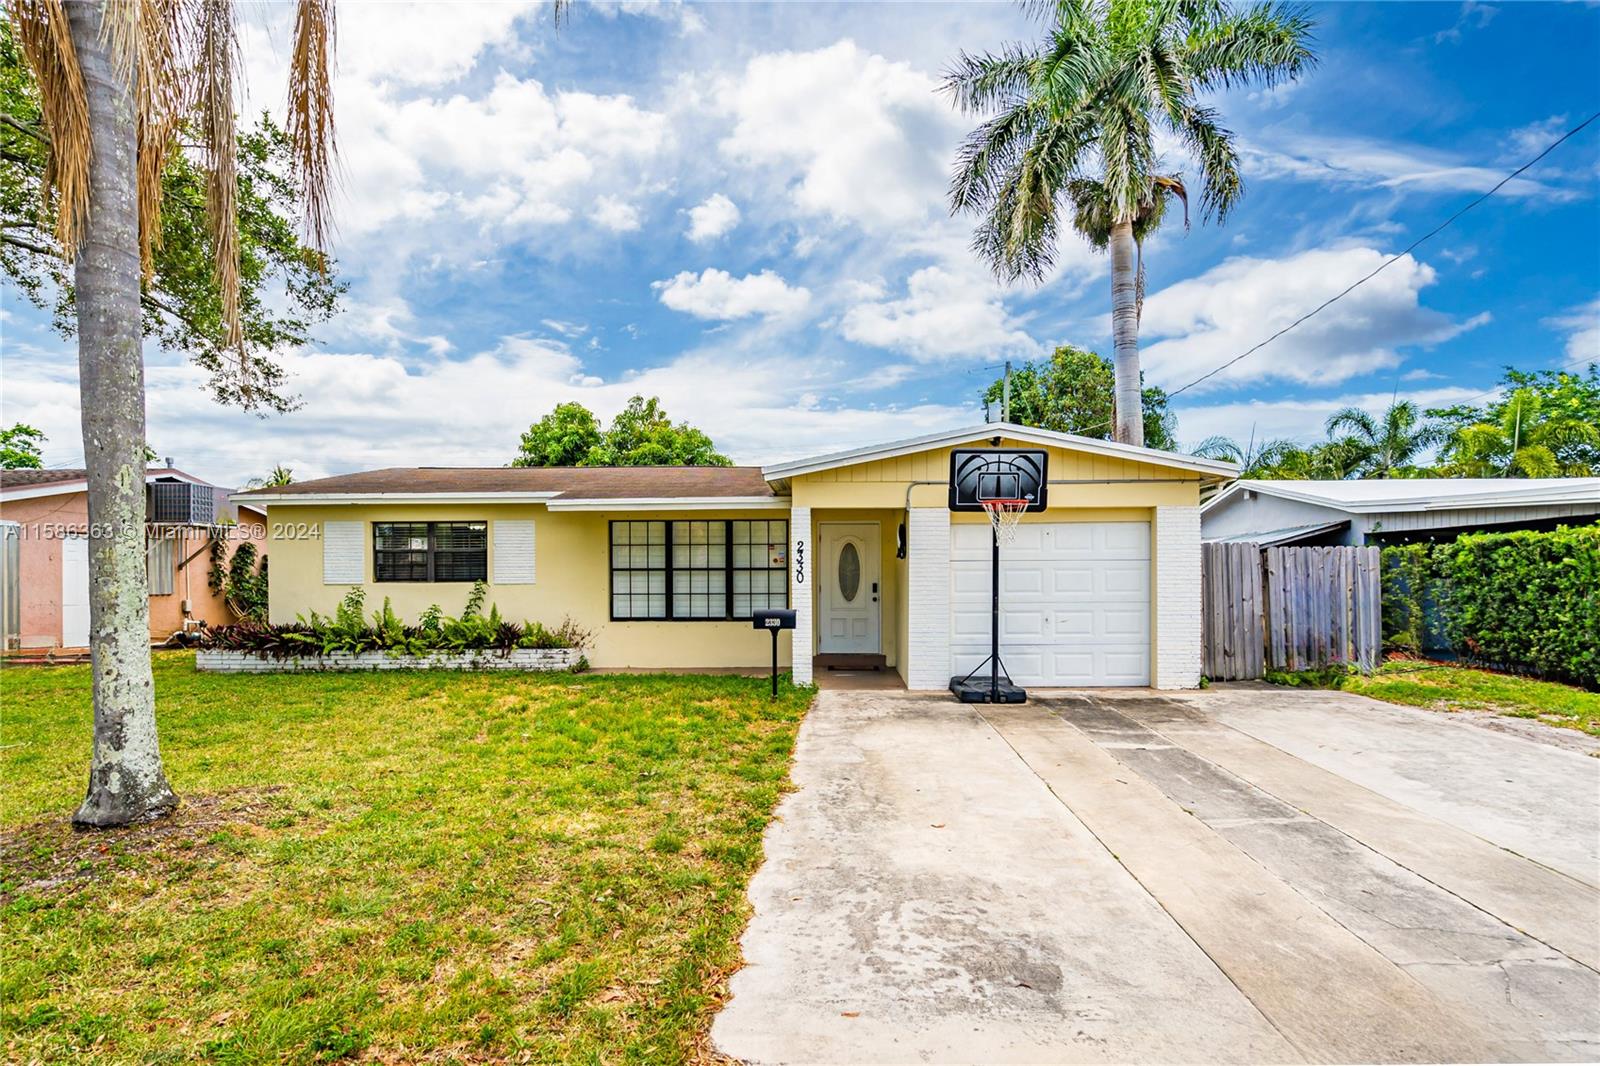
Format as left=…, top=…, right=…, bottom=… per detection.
left=752, top=609, right=797, bottom=697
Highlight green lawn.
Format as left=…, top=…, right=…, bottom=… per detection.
left=1, top=652, right=814, bottom=1064
left=1346, top=660, right=1600, bottom=737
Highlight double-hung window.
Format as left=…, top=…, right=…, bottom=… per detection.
left=610, top=519, right=787, bottom=621
left=374, top=521, right=487, bottom=582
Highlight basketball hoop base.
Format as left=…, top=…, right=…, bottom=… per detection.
left=948, top=675, right=1028, bottom=704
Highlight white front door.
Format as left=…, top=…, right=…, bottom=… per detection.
left=818, top=523, right=879, bottom=654
left=61, top=534, right=90, bottom=647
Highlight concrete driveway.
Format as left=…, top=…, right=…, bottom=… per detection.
left=713, top=687, right=1600, bottom=1064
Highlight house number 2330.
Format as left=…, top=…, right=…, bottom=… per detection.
left=794, top=540, right=806, bottom=585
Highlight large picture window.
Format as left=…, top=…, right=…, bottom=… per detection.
left=610, top=519, right=788, bottom=621
left=374, top=521, right=487, bottom=582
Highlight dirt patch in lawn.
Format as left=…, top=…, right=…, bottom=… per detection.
left=0, top=785, right=286, bottom=902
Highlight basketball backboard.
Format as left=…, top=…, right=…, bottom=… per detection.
left=948, top=448, right=1049, bottom=512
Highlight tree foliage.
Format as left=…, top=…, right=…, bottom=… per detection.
left=0, top=22, right=344, bottom=412
left=513, top=397, right=731, bottom=467
left=1195, top=365, right=1600, bottom=480
left=1430, top=366, right=1600, bottom=477
left=981, top=345, right=1177, bottom=450
left=0, top=422, right=45, bottom=468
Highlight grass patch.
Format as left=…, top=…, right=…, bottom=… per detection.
left=1289, top=659, right=1600, bottom=737
left=0, top=651, right=813, bottom=1063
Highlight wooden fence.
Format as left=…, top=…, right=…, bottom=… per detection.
left=1202, top=543, right=1381, bottom=680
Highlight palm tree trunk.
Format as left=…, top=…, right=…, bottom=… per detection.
left=66, top=0, right=177, bottom=828
left=1109, top=219, right=1143, bottom=447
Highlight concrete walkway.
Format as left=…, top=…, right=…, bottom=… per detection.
left=713, top=689, right=1600, bottom=1065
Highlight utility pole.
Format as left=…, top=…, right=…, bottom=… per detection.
left=1002, top=360, right=1012, bottom=423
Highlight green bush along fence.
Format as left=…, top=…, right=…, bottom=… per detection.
left=1380, top=524, right=1600, bottom=689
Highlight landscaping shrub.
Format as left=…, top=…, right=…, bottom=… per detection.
left=1381, top=525, right=1600, bottom=689
left=197, top=581, right=594, bottom=659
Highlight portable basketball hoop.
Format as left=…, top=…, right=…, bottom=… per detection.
left=947, top=447, right=1049, bottom=704
left=981, top=498, right=1028, bottom=546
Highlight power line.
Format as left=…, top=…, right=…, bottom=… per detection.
left=1165, top=109, right=1600, bottom=400
left=1015, top=108, right=1600, bottom=440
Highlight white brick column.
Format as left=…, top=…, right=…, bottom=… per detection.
left=790, top=507, right=813, bottom=685
left=905, top=507, right=951, bottom=690
left=1154, top=505, right=1202, bottom=689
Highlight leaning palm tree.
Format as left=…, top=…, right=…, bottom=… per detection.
left=946, top=0, right=1315, bottom=445
left=1325, top=400, right=1443, bottom=479
left=9, top=0, right=336, bottom=826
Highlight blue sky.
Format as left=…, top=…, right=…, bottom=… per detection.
left=2, top=0, right=1597, bottom=485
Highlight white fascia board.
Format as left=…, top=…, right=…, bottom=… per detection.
left=545, top=496, right=791, bottom=512
left=229, top=491, right=565, bottom=506
left=761, top=422, right=1240, bottom=482
left=1, top=481, right=88, bottom=503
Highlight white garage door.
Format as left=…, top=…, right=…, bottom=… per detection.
left=951, top=521, right=1150, bottom=687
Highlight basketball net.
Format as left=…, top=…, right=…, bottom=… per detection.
left=981, top=499, right=1027, bottom=545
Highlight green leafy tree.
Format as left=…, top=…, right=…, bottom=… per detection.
left=946, top=0, right=1315, bottom=445
left=0, top=23, right=344, bottom=413
left=1191, top=434, right=1308, bottom=478
left=1324, top=400, right=1444, bottom=479
left=981, top=344, right=1177, bottom=450
left=0, top=422, right=45, bottom=468
left=1432, top=365, right=1600, bottom=477
left=512, top=402, right=604, bottom=467
left=513, top=397, right=731, bottom=467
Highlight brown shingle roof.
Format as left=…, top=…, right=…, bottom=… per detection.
left=237, top=466, right=776, bottom=500
left=0, top=468, right=90, bottom=488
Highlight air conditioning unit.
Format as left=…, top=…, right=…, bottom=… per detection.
left=146, top=480, right=216, bottom=525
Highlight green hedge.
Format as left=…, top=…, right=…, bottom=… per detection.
left=1381, top=525, right=1600, bottom=689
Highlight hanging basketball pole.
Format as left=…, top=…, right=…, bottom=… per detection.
left=947, top=447, right=1048, bottom=704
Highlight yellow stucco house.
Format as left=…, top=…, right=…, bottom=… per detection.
left=238, top=423, right=1237, bottom=689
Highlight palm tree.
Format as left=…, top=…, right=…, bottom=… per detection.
left=945, top=0, right=1315, bottom=445
left=245, top=463, right=296, bottom=488
left=10, top=0, right=335, bottom=827
left=1325, top=400, right=1443, bottom=479
left=1440, top=388, right=1600, bottom=478
left=1192, top=434, right=1306, bottom=478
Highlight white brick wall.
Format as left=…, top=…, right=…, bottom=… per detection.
left=905, top=507, right=951, bottom=690
left=196, top=648, right=579, bottom=673
left=1153, top=505, right=1202, bottom=689
left=790, top=506, right=813, bottom=685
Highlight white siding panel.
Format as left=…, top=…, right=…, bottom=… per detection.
left=492, top=520, right=536, bottom=584
left=322, top=521, right=364, bottom=585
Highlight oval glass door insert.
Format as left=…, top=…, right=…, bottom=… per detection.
left=837, top=542, right=861, bottom=602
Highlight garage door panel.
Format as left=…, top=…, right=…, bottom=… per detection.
left=950, top=520, right=1150, bottom=687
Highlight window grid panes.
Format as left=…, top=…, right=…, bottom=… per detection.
left=374, top=521, right=486, bottom=582
left=610, top=520, right=667, bottom=619
left=609, top=520, right=787, bottom=621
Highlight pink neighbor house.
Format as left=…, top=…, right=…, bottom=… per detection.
left=0, top=464, right=267, bottom=650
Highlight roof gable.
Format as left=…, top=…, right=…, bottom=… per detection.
left=761, top=422, right=1239, bottom=484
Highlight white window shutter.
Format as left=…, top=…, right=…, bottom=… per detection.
left=323, top=521, right=364, bottom=584
left=492, top=520, right=536, bottom=584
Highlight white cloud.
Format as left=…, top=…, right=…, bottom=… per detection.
left=839, top=265, right=1039, bottom=362
left=686, top=193, right=741, bottom=242
left=715, top=40, right=964, bottom=231
left=1139, top=246, right=1487, bottom=392
left=591, top=196, right=643, bottom=232
left=653, top=269, right=812, bottom=320
left=1432, top=1, right=1498, bottom=44
left=1243, top=131, right=1565, bottom=199
left=1545, top=298, right=1600, bottom=364
left=0, top=332, right=972, bottom=482
left=1175, top=386, right=1491, bottom=450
